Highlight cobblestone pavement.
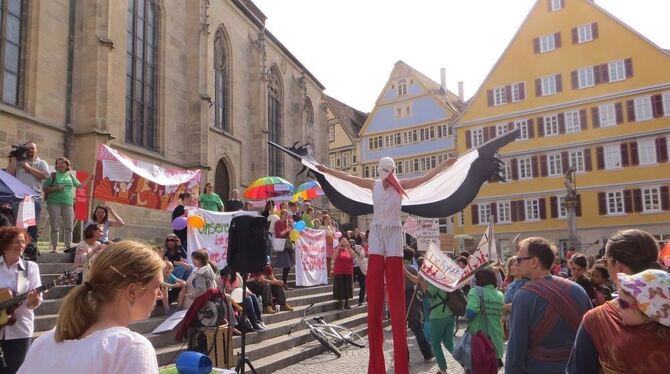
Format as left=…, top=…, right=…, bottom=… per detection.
left=275, top=327, right=470, bottom=374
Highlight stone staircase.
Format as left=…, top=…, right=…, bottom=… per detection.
left=32, top=246, right=371, bottom=373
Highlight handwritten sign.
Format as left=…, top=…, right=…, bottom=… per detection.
left=187, top=208, right=235, bottom=270
left=419, top=243, right=464, bottom=291
left=405, top=217, right=440, bottom=252
left=294, top=228, right=328, bottom=287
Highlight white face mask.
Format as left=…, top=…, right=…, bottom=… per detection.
left=377, top=157, right=395, bottom=179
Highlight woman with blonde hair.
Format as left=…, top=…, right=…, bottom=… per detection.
left=18, top=241, right=164, bottom=373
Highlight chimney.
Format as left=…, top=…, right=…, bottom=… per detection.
left=458, top=81, right=464, bottom=102
left=440, top=68, right=446, bottom=92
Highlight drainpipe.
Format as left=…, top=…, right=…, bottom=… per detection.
left=64, top=0, right=76, bottom=158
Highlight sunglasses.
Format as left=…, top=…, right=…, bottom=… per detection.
left=516, top=256, right=533, bottom=264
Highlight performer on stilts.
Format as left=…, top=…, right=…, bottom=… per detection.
left=316, top=156, right=455, bottom=374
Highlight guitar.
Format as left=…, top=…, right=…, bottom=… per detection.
left=0, top=271, right=76, bottom=327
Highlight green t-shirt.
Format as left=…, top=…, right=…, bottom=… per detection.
left=199, top=193, right=224, bottom=212
left=466, top=285, right=505, bottom=358
left=43, top=171, right=81, bottom=206
left=427, top=283, right=454, bottom=320
left=302, top=213, right=313, bottom=228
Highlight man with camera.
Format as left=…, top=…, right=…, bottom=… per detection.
left=6, top=142, right=50, bottom=243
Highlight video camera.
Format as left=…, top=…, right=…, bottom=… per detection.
left=9, top=144, right=29, bottom=162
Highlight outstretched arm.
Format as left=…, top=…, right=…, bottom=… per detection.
left=400, top=158, right=456, bottom=190
left=316, top=164, right=374, bottom=190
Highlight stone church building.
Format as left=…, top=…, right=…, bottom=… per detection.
left=0, top=0, right=328, bottom=240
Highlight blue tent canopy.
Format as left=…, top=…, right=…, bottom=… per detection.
left=0, top=169, right=39, bottom=203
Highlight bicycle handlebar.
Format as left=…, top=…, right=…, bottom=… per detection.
left=289, top=303, right=315, bottom=336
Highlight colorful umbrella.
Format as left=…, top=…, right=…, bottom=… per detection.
left=292, top=181, right=324, bottom=202
left=244, top=176, right=294, bottom=200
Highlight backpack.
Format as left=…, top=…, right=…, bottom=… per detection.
left=446, top=289, right=467, bottom=316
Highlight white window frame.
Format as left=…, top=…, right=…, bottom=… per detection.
left=558, top=196, right=567, bottom=218
left=634, top=96, right=653, bottom=121
left=604, top=144, right=622, bottom=170
left=637, top=138, right=657, bottom=166
left=479, top=204, right=491, bottom=225
left=512, top=82, right=525, bottom=102
left=550, top=0, right=563, bottom=11
left=547, top=153, right=563, bottom=176
left=544, top=115, right=559, bottom=136
left=565, top=111, right=581, bottom=133
left=497, top=201, right=511, bottom=223
left=515, top=121, right=528, bottom=140
left=608, top=60, right=626, bottom=82
left=606, top=190, right=625, bottom=215
left=328, top=125, right=335, bottom=142
left=577, top=23, right=593, bottom=44
left=342, top=151, right=351, bottom=168
left=471, top=128, right=484, bottom=147
left=663, top=92, right=670, bottom=117
left=525, top=199, right=540, bottom=221
left=518, top=157, right=532, bottom=180
left=493, top=86, right=507, bottom=106
left=569, top=150, right=585, bottom=172
left=541, top=75, right=557, bottom=96
left=539, top=33, right=556, bottom=53
left=577, top=67, right=595, bottom=89
left=335, top=155, right=341, bottom=168
left=398, top=80, right=407, bottom=96
left=599, top=103, right=616, bottom=128
left=496, top=123, right=509, bottom=136
left=642, top=187, right=661, bottom=212
left=329, top=154, right=336, bottom=168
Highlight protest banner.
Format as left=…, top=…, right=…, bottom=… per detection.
left=93, top=144, right=201, bottom=211
left=294, top=228, right=328, bottom=287
left=74, top=170, right=90, bottom=221
left=455, top=221, right=498, bottom=288
left=186, top=208, right=235, bottom=270
left=404, top=216, right=440, bottom=252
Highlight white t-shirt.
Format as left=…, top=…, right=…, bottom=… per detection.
left=17, top=327, right=159, bottom=374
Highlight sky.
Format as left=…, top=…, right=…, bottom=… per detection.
left=253, top=0, right=670, bottom=113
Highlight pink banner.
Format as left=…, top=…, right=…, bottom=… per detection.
left=294, top=228, right=328, bottom=287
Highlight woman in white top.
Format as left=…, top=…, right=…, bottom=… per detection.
left=18, top=240, right=164, bottom=374
left=87, top=204, right=125, bottom=244
left=316, top=156, right=455, bottom=374
left=0, top=227, right=42, bottom=374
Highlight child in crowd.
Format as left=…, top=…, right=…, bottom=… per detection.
left=590, top=263, right=613, bottom=306
left=160, top=261, right=185, bottom=315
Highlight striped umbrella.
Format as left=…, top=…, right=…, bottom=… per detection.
left=292, top=181, right=324, bottom=202
left=244, top=176, right=294, bottom=200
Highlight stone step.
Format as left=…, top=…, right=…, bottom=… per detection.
left=35, top=252, right=74, bottom=263
left=37, top=262, right=78, bottom=274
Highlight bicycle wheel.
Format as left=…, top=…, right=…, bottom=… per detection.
left=310, top=328, right=341, bottom=358
left=315, top=325, right=366, bottom=349
left=344, top=331, right=365, bottom=348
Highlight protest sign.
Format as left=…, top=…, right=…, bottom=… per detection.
left=419, top=242, right=464, bottom=291
left=74, top=170, right=89, bottom=221
left=294, top=228, right=328, bottom=287
left=404, top=216, right=440, bottom=251
left=186, top=208, right=235, bottom=270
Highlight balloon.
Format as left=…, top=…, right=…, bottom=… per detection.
left=335, top=231, right=342, bottom=240
left=187, top=215, right=205, bottom=229
left=294, top=220, right=306, bottom=231
left=289, top=229, right=300, bottom=242
left=172, top=216, right=187, bottom=230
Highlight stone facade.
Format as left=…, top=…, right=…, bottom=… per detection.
left=0, top=0, right=328, bottom=242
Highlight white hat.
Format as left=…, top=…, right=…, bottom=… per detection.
left=377, top=157, right=396, bottom=180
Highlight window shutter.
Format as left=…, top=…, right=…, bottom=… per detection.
left=580, top=109, right=587, bottom=130
left=584, top=148, right=592, bottom=171
left=593, top=65, right=601, bottom=85
left=561, top=152, right=569, bottom=173
left=507, top=122, right=514, bottom=131
left=558, top=113, right=566, bottom=134
left=633, top=188, right=643, bottom=212
left=629, top=141, right=639, bottom=166
left=560, top=0, right=565, bottom=8
left=511, top=159, right=519, bottom=180
left=537, top=117, right=545, bottom=137
left=518, top=200, right=526, bottom=221
left=600, top=64, right=609, bottom=83
left=656, top=137, right=668, bottom=162
left=519, top=82, right=526, bottom=100
left=533, top=38, right=540, bottom=54
left=511, top=201, right=518, bottom=222
left=554, top=32, right=561, bottom=48
left=591, top=107, right=600, bottom=128
left=571, top=27, right=578, bottom=44
left=547, top=0, right=552, bottom=11
left=626, top=100, right=636, bottom=122
left=527, top=119, right=535, bottom=138
left=596, top=146, right=605, bottom=169
left=598, top=192, right=607, bottom=215
left=539, top=198, right=547, bottom=220
left=624, top=58, right=633, bottom=78
left=615, top=102, right=624, bottom=124
left=621, top=143, right=630, bottom=167
left=591, top=22, right=599, bottom=39
left=624, top=190, right=633, bottom=213
left=483, top=127, right=490, bottom=142
left=555, top=74, right=563, bottom=92
left=490, top=203, right=497, bottom=223
left=487, top=90, right=494, bottom=106
left=652, top=94, right=664, bottom=118
left=505, top=85, right=512, bottom=103
left=576, top=194, right=582, bottom=217
left=471, top=204, right=479, bottom=225
left=531, top=156, right=539, bottom=178
left=535, top=79, right=542, bottom=96
left=540, top=155, right=548, bottom=176
left=550, top=196, right=558, bottom=218
left=661, top=186, right=670, bottom=210
left=465, top=130, right=472, bottom=148
left=571, top=71, right=578, bottom=89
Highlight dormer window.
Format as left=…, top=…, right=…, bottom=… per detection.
left=398, top=79, right=407, bottom=96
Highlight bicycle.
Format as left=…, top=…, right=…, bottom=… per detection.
left=287, top=303, right=366, bottom=358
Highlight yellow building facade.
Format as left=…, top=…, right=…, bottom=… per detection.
left=455, top=0, right=670, bottom=255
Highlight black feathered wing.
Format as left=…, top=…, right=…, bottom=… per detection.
left=270, top=129, right=518, bottom=218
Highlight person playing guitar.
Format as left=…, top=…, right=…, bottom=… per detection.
left=0, top=226, right=41, bottom=374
